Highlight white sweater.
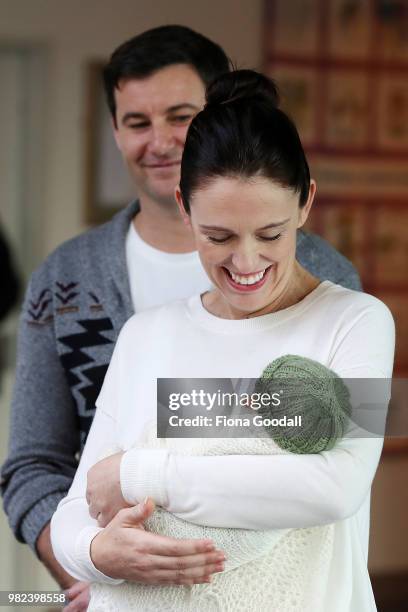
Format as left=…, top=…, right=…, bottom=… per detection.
left=91, top=430, right=336, bottom=612
left=51, top=282, right=395, bottom=611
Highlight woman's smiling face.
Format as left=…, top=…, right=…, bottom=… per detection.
left=177, top=175, right=315, bottom=318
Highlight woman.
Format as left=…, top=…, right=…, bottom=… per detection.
left=51, top=70, right=394, bottom=611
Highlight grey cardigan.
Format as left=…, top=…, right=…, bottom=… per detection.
left=1, top=201, right=361, bottom=553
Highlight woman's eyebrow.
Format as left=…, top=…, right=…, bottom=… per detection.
left=199, top=218, right=290, bottom=232
left=199, top=225, right=231, bottom=231
left=258, top=218, right=290, bottom=230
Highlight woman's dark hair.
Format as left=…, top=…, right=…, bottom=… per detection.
left=103, top=25, right=230, bottom=125
left=179, top=70, right=311, bottom=210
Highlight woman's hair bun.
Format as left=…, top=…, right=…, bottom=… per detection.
left=205, top=69, right=280, bottom=108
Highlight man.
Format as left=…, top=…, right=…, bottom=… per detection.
left=1, top=24, right=360, bottom=610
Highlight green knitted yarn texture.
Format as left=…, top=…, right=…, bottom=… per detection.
left=254, top=355, right=352, bottom=454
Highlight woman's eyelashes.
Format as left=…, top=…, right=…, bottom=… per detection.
left=260, top=233, right=282, bottom=242
left=206, top=233, right=282, bottom=244
left=206, top=235, right=231, bottom=244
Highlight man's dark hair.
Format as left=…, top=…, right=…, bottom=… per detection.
left=103, top=25, right=230, bottom=124
left=180, top=70, right=311, bottom=211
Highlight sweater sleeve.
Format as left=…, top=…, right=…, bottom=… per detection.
left=120, top=300, right=395, bottom=530
left=0, top=272, right=80, bottom=553
left=50, top=405, right=123, bottom=584
left=50, top=317, right=159, bottom=584
left=49, top=327, right=127, bottom=583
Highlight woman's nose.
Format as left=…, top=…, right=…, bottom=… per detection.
left=231, top=244, right=260, bottom=274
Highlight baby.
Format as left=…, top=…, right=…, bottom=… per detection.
left=89, top=356, right=352, bottom=612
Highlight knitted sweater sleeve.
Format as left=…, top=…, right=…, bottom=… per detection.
left=0, top=270, right=80, bottom=553
left=49, top=332, right=125, bottom=584
left=120, top=300, right=395, bottom=530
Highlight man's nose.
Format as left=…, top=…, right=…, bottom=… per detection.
left=149, top=123, right=175, bottom=156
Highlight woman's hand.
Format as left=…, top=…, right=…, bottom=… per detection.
left=90, top=498, right=225, bottom=584
left=86, top=452, right=129, bottom=526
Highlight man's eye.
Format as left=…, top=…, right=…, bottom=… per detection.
left=170, top=115, right=193, bottom=123
left=207, top=236, right=231, bottom=244
left=259, top=233, right=281, bottom=242
left=129, top=122, right=149, bottom=129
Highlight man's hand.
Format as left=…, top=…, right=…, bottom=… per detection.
left=64, top=581, right=90, bottom=612
left=90, top=498, right=225, bottom=584
left=36, top=523, right=90, bottom=609
left=86, top=452, right=129, bottom=526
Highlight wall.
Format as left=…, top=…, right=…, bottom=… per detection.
left=0, top=0, right=262, bottom=259
left=370, top=453, right=408, bottom=573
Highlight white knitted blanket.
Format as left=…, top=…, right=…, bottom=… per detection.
left=89, top=428, right=334, bottom=612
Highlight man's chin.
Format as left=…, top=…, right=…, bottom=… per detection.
left=141, top=184, right=180, bottom=208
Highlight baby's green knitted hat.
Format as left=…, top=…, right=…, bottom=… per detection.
left=254, top=355, right=352, bottom=454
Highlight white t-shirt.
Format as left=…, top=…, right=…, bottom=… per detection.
left=125, top=223, right=211, bottom=311
left=51, top=282, right=395, bottom=611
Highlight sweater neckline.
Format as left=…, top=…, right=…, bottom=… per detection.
left=185, top=281, right=334, bottom=333
left=105, top=201, right=140, bottom=320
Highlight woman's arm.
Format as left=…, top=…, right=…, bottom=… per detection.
left=50, top=406, right=125, bottom=583
left=120, top=437, right=382, bottom=530
left=50, top=321, right=226, bottom=584
left=120, top=300, right=395, bottom=530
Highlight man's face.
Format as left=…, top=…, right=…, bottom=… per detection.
left=112, top=64, right=206, bottom=206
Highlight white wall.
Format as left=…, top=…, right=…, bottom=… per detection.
left=0, top=0, right=262, bottom=259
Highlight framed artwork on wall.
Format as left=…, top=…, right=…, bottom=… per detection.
left=327, top=0, right=372, bottom=60
left=325, top=70, right=370, bottom=148
left=264, top=0, right=408, bottom=453
left=265, top=64, right=319, bottom=146
left=264, top=0, right=320, bottom=58
left=377, top=75, right=408, bottom=151
left=376, top=0, right=408, bottom=61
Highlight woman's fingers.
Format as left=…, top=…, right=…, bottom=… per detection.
left=134, top=549, right=226, bottom=571
left=116, top=505, right=219, bottom=556
left=135, top=529, right=217, bottom=557
left=133, top=560, right=225, bottom=585
left=90, top=503, right=226, bottom=583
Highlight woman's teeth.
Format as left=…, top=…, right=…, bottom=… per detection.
left=229, top=269, right=266, bottom=285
